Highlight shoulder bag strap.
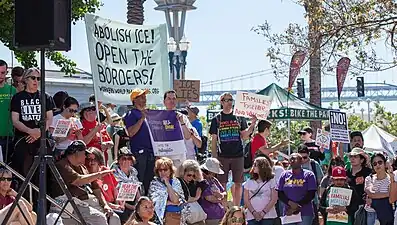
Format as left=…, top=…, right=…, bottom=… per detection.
left=249, top=180, right=268, bottom=200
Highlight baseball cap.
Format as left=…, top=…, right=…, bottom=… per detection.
left=130, top=88, right=150, bottom=102
left=332, top=166, right=347, bottom=179
left=64, top=140, right=87, bottom=156
left=187, top=106, right=199, bottom=115
left=298, top=127, right=313, bottom=134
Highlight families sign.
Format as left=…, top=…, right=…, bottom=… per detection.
left=85, top=14, right=170, bottom=104
left=233, top=92, right=272, bottom=120
left=328, top=187, right=352, bottom=223
left=146, top=110, right=187, bottom=157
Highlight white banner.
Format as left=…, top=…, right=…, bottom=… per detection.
left=85, top=14, right=170, bottom=104
left=233, top=91, right=272, bottom=120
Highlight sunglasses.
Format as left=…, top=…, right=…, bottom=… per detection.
left=372, top=160, right=384, bottom=167
left=67, top=108, right=78, bottom=113
left=222, top=98, right=233, bottom=102
left=302, top=156, right=309, bottom=159
left=27, top=76, right=41, bottom=81
left=0, top=177, right=12, bottom=182
left=229, top=217, right=245, bottom=223
left=186, top=173, right=196, bottom=178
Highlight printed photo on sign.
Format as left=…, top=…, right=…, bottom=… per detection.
left=85, top=14, right=170, bottom=105
left=315, top=129, right=330, bottom=149
left=233, top=91, right=272, bottom=120
left=329, top=110, right=350, bottom=143
left=116, top=183, right=139, bottom=201
left=146, top=110, right=187, bottom=157
left=52, top=119, right=72, bottom=138
left=327, top=187, right=352, bottom=223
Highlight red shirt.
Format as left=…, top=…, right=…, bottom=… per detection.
left=251, top=133, right=268, bottom=160
left=81, top=120, right=112, bottom=163
left=0, top=194, right=15, bottom=209
left=95, top=166, right=118, bottom=203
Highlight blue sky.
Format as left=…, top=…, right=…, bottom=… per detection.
left=1, top=0, right=396, bottom=113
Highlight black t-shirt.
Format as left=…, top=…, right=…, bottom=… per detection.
left=11, top=91, right=55, bottom=138
left=113, top=127, right=129, bottom=149
left=347, top=166, right=372, bottom=205
left=209, top=112, right=248, bottom=158
left=305, top=141, right=325, bottom=163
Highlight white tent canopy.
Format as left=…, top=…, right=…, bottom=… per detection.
left=362, top=124, right=397, bottom=158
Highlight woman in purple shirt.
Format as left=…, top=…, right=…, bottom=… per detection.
left=276, top=153, right=317, bottom=225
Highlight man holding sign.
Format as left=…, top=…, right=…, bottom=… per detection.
left=124, top=88, right=154, bottom=195
left=209, top=92, right=256, bottom=206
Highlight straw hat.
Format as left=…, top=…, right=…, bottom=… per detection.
left=201, top=158, right=224, bottom=175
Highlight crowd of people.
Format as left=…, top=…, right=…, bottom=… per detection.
left=0, top=59, right=397, bottom=225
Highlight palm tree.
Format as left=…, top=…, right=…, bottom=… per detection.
left=127, top=0, right=145, bottom=25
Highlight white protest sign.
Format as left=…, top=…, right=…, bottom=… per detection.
left=85, top=14, right=170, bottom=105
left=329, top=110, right=350, bottom=143
left=52, top=119, right=72, bottom=138
left=233, top=92, right=272, bottom=120
left=116, top=183, right=139, bottom=201
left=328, top=187, right=352, bottom=223
left=315, top=129, right=330, bottom=149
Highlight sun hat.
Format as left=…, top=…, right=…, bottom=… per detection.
left=349, top=147, right=366, bottom=156
left=130, top=88, right=150, bottom=102
left=200, top=158, right=224, bottom=175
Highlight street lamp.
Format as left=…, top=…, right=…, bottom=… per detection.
left=167, top=36, right=190, bottom=79
left=154, top=0, right=196, bottom=80
left=366, top=98, right=372, bottom=122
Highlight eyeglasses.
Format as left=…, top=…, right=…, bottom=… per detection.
left=0, top=177, right=12, bottom=182
left=229, top=217, right=245, bottom=223
left=27, top=76, right=41, bottom=81
left=222, top=98, right=233, bottom=102
left=372, top=160, right=384, bottom=167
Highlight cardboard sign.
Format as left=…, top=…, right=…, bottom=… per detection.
left=174, top=80, right=200, bottom=102
left=315, top=129, right=330, bottom=149
left=116, top=183, right=139, bottom=201
left=327, top=187, right=352, bottom=223
left=329, top=110, right=349, bottom=143
left=52, top=119, right=72, bottom=138
left=233, top=91, right=272, bottom=120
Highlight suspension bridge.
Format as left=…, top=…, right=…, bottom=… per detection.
left=197, top=70, right=397, bottom=106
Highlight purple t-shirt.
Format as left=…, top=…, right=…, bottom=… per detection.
left=124, top=109, right=153, bottom=153
left=199, top=178, right=225, bottom=220
left=276, top=169, right=317, bottom=216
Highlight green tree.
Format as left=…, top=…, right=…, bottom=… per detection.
left=0, top=0, right=101, bottom=73
left=268, top=120, right=309, bottom=153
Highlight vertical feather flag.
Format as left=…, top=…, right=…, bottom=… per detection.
left=336, top=57, right=351, bottom=101
left=288, top=51, right=306, bottom=91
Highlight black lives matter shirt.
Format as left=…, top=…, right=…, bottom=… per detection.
left=11, top=91, right=55, bottom=139
left=209, top=112, right=248, bottom=158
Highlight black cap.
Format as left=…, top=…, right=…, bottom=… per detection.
left=64, top=140, right=87, bottom=156
left=298, top=127, right=313, bottom=134
left=118, top=147, right=133, bottom=160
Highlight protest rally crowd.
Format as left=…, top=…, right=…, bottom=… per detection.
left=1, top=59, right=397, bottom=225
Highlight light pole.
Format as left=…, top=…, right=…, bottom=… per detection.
left=167, top=36, right=190, bottom=80
left=366, top=98, right=371, bottom=122
left=154, top=0, right=196, bottom=80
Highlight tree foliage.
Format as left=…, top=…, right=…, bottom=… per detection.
left=0, top=0, right=102, bottom=73
left=254, top=0, right=397, bottom=79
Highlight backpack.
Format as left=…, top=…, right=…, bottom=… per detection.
left=198, top=135, right=208, bottom=154
left=243, top=141, right=253, bottom=170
